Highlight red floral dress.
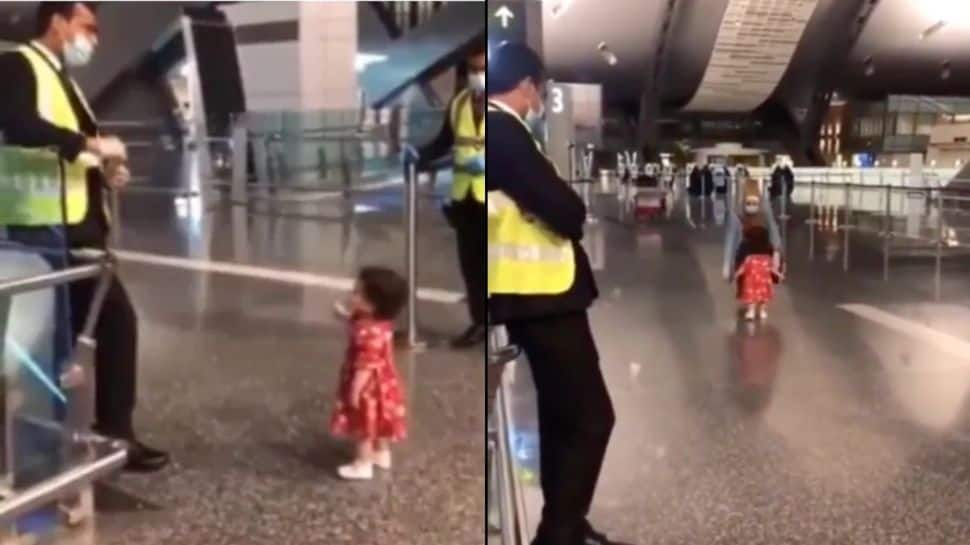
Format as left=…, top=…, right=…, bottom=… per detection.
left=330, top=317, right=407, bottom=442
left=737, top=255, right=774, bottom=305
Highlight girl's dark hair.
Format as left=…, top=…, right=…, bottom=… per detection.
left=358, top=266, right=407, bottom=320
left=743, top=225, right=774, bottom=256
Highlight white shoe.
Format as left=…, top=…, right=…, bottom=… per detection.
left=373, top=450, right=392, bottom=471
left=744, top=307, right=756, bottom=321
left=759, top=307, right=768, bottom=321
left=337, top=461, right=374, bottom=480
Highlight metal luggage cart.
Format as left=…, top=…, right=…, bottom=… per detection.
left=0, top=146, right=127, bottom=542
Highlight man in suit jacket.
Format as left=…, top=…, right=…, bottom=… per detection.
left=0, top=1, right=169, bottom=472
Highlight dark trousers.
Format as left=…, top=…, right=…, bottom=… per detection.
left=449, top=197, right=486, bottom=326
left=506, top=312, right=615, bottom=545
left=70, top=273, right=137, bottom=438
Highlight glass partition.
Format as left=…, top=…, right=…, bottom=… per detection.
left=227, top=107, right=447, bottom=191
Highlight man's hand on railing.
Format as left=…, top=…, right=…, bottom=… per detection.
left=104, top=159, right=131, bottom=189
left=85, top=135, right=127, bottom=161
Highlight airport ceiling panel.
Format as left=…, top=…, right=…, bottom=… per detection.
left=842, top=0, right=970, bottom=97
left=539, top=0, right=668, bottom=105
left=683, top=0, right=819, bottom=113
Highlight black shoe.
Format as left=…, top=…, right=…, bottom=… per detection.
left=583, top=525, right=635, bottom=545
left=450, top=324, right=486, bottom=349
left=122, top=439, right=170, bottom=473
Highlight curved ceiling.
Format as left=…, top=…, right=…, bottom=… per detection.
left=540, top=0, right=970, bottom=113
left=841, top=0, right=970, bottom=98
left=539, top=0, right=667, bottom=106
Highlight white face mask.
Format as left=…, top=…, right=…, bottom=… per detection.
left=469, top=72, right=485, bottom=92
left=525, top=86, right=545, bottom=124
left=64, top=34, right=95, bottom=67
left=744, top=203, right=760, bottom=214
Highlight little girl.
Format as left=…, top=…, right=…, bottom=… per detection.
left=330, top=267, right=408, bottom=480
left=734, top=225, right=783, bottom=321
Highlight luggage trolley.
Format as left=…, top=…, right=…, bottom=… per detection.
left=0, top=146, right=127, bottom=541
left=615, top=151, right=668, bottom=223
left=632, top=162, right=668, bottom=222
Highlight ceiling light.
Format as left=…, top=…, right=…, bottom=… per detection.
left=550, top=0, right=574, bottom=18
left=597, top=42, right=618, bottom=66
left=920, top=19, right=946, bottom=39
left=922, top=0, right=970, bottom=27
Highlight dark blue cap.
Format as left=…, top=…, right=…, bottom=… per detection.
left=488, top=41, right=545, bottom=96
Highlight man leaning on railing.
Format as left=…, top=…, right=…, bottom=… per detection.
left=0, top=1, right=168, bottom=472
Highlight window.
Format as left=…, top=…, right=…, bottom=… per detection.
left=896, top=113, right=915, bottom=135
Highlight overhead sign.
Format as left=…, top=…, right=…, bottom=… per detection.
left=486, top=0, right=542, bottom=53
left=495, top=5, right=514, bottom=28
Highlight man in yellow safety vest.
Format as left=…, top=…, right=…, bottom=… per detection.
left=487, top=42, right=631, bottom=545
left=413, top=43, right=487, bottom=348
left=0, top=1, right=169, bottom=472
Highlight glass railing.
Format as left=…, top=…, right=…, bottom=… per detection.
left=0, top=146, right=127, bottom=542
left=219, top=107, right=447, bottom=194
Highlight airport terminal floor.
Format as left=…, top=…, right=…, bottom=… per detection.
left=74, top=181, right=484, bottom=544
left=498, top=191, right=970, bottom=545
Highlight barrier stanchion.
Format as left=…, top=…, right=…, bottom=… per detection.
left=230, top=119, right=248, bottom=206
left=110, top=189, right=121, bottom=249
left=404, top=157, right=425, bottom=350
left=843, top=183, right=852, bottom=272
left=581, top=146, right=597, bottom=224
left=808, top=179, right=817, bottom=260
left=883, top=185, right=891, bottom=282
left=780, top=177, right=789, bottom=221
left=936, top=190, right=944, bottom=301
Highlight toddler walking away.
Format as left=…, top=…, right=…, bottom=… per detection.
left=733, top=225, right=783, bottom=321
left=330, top=267, right=408, bottom=480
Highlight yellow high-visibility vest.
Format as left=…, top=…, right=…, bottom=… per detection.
left=450, top=89, right=485, bottom=203
left=1, top=44, right=91, bottom=226
left=487, top=101, right=575, bottom=296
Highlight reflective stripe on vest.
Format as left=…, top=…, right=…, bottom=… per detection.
left=450, top=89, right=485, bottom=203
left=3, top=45, right=90, bottom=226
left=486, top=105, right=575, bottom=296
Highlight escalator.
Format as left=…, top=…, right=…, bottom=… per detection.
left=359, top=1, right=485, bottom=108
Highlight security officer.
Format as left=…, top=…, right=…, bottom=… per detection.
left=412, top=43, right=487, bottom=348
left=0, top=2, right=169, bottom=472
left=487, top=42, right=632, bottom=545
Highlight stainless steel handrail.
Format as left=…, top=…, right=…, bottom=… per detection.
left=0, top=264, right=102, bottom=298
left=0, top=448, right=127, bottom=526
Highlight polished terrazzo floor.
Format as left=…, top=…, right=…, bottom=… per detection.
left=501, top=193, right=970, bottom=545
left=40, top=181, right=484, bottom=545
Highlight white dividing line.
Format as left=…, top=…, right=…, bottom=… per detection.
left=114, top=250, right=464, bottom=305
left=839, top=304, right=970, bottom=359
